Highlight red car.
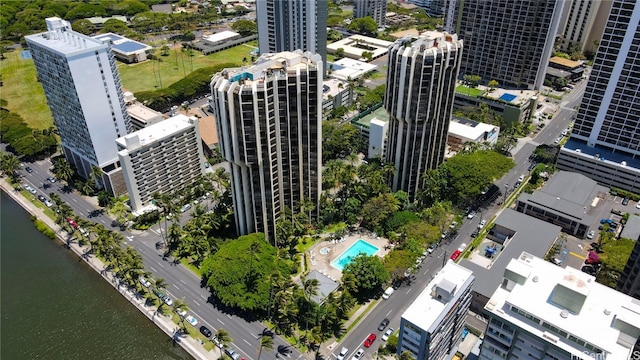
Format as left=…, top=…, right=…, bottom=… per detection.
left=450, top=250, right=462, bottom=261
left=66, top=217, right=79, bottom=230
left=364, top=333, right=376, bottom=348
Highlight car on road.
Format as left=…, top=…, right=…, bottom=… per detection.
left=226, top=349, right=241, bottom=360
left=554, top=136, right=562, bottom=144
left=363, top=333, right=376, bottom=347
left=587, top=230, right=595, bottom=239
left=213, top=336, right=225, bottom=349
left=185, top=315, right=198, bottom=326
left=561, top=128, right=568, bottom=136
left=378, top=318, right=389, bottom=331
left=180, top=203, right=192, bottom=213
left=518, top=175, right=525, bottom=183
left=352, top=349, right=365, bottom=360
left=25, top=166, right=33, bottom=173
left=139, top=276, right=151, bottom=288
left=622, top=197, right=630, bottom=206
left=44, top=199, right=54, bottom=207
left=37, top=195, right=46, bottom=203
left=458, top=243, right=467, bottom=252
left=528, top=163, right=537, bottom=171
left=478, top=219, right=487, bottom=229
left=450, top=250, right=462, bottom=261
left=162, top=295, right=173, bottom=306
left=636, top=202, right=640, bottom=209
left=176, top=308, right=187, bottom=317
left=200, top=325, right=212, bottom=338
left=47, top=176, right=56, bottom=183
left=336, top=347, right=349, bottom=360
left=467, top=210, right=476, bottom=219
left=427, top=242, right=437, bottom=254
left=382, top=328, right=394, bottom=341
left=470, top=229, right=479, bottom=238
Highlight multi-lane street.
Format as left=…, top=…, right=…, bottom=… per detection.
left=14, top=77, right=588, bottom=360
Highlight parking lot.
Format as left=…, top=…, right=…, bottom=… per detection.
left=558, top=193, right=639, bottom=270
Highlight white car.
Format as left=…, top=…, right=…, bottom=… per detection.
left=176, top=308, right=188, bottom=317
left=336, top=347, right=349, bottom=360
left=180, top=203, right=192, bottom=213
left=467, top=210, right=476, bottom=219
left=138, top=276, right=151, bottom=288
left=382, top=328, right=394, bottom=342
left=518, top=175, right=525, bottom=183
left=478, top=219, right=487, bottom=229
left=185, top=315, right=198, bottom=326
left=636, top=202, right=640, bottom=209
left=162, top=295, right=173, bottom=306
left=458, top=243, right=467, bottom=252
left=352, top=349, right=364, bottom=360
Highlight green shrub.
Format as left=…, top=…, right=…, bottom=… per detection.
left=32, top=218, right=56, bottom=239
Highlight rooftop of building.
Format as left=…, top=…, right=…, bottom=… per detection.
left=116, top=114, right=195, bottom=151
left=215, top=50, right=322, bottom=85
left=402, top=261, right=474, bottom=332
left=198, top=114, right=218, bottom=147
left=322, top=78, right=349, bottom=98
left=518, top=170, right=609, bottom=223
left=25, top=17, right=108, bottom=55
left=202, top=30, right=240, bottom=43
left=126, top=103, right=163, bottom=121
left=328, top=58, right=378, bottom=81
left=299, top=270, right=339, bottom=305
left=549, top=56, right=584, bottom=69
left=485, top=252, right=640, bottom=360
left=92, top=33, right=152, bottom=55
left=327, top=34, right=393, bottom=60
left=561, top=138, right=640, bottom=172
left=460, top=209, right=560, bottom=298
left=620, top=214, right=640, bottom=241
left=448, top=117, right=499, bottom=141
left=352, top=105, right=389, bottom=128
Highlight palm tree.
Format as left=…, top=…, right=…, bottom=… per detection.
left=172, top=299, right=190, bottom=330
left=90, top=165, right=104, bottom=189
left=215, top=328, right=232, bottom=348
left=0, top=152, right=21, bottom=180
left=54, top=158, right=74, bottom=184
left=154, top=277, right=168, bottom=312
left=257, top=332, right=274, bottom=360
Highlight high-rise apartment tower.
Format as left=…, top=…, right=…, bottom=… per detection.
left=256, top=0, right=327, bottom=67
left=26, top=17, right=131, bottom=195
left=384, top=32, right=463, bottom=201
left=210, top=51, right=322, bottom=243
left=558, top=0, right=612, bottom=55
left=556, top=0, right=640, bottom=193
left=353, top=0, right=387, bottom=27
left=443, top=0, right=564, bottom=90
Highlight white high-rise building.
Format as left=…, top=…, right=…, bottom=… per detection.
left=397, top=261, right=475, bottom=360
left=256, top=0, right=327, bottom=67
left=558, top=0, right=612, bottom=54
left=354, top=0, right=387, bottom=27
left=480, top=252, right=640, bottom=360
left=556, top=0, right=640, bottom=193
left=116, top=114, right=206, bottom=213
left=384, top=32, right=463, bottom=201
left=25, top=17, right=131, bottom=195
left=210, top=51, right=322, bottom=243
left=443, top=0, right=565, bottom=90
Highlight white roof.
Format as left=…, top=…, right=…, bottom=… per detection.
left=485, top=253, right=640, bottom=359
left=322, top=78, right=349, bottom=98
left=402, top=262, right=474, bottom=332
left=203, top=30, right=240, bottom=43
left=126, top=103, right=163, bottom=121
left=329, top=58, right=377, bottom=81
left=448, top=120, right=498, bottom=142
left=25, top=17, right=107, bottom=56
left=327, top=35, right=393, bottom=60
left=116, top=114, right=194, bottom=151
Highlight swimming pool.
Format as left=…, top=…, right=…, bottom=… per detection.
left=331, top=239, right=379, bottom=271
left=499, top=93, right=517, bottom=102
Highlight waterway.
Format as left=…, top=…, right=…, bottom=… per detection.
left=0, top=190, right=192, bottom=359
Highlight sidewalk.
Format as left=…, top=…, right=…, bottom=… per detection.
left=322, top=298, right=377, bottom=356
left=1, top=178, right=220, bottom=360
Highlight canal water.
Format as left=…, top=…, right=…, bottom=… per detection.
left=0, top=190, right=192, bottom=359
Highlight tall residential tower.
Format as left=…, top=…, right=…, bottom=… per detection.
left=384, top=32, right=463, bottom=201
left=26, top=17, right=131, bottom=195
left=443, top=0, right=564, bottom=90
left=353, top=0, right=387, bottom=27
left=256, top=0, right=327, bottom=66
left=210, top=51, right=322, bottom=243
left=558, top=0, right=612, bottom=55
left=556, top=0, right=640, bottom=193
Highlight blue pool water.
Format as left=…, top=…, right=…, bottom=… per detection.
left=331, top=239, right=379, bottom=271
left=499, top=93, right=517, bottom=102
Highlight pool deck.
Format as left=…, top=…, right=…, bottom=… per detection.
left=308, top=230, right=391, bottom=282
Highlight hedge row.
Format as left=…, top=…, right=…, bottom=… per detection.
left=32, top=217, right=56, bottom=240
left=135, top=63, right=238, bottom=112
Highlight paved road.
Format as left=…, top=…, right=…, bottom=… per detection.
left=17, top=160, right=304, bottom=360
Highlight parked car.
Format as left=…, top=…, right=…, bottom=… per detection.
left=458, top=243, right=467, bottom=252
left=611, top=209, right=624, bottom=216
left=363, top=333, right=377, bottom=348
left=518, top=175, right=525, bottom=183
left=427, top=242, right=437, bottom=254
left=47, top=176, right=56, bottom=183
left=37, top=195, right=46, bottom=203
left=382, top=328, right=394, bottom=342
left=467, top=210, right=476, bottom=219
left=478, top=219, right=487, bottom=229
left=180, top=203, right=192, bottom=213
left=352, top=349, right=365, bottom=360
left=225, top=349, right=241, bottom=360
left=528, top=163, right=537, bottom=171
left=337, top=347, right=349, bottom=360
left=66, top=217, right=79, bottom=230
left=554, top=136, right=562, bottom=144
left=378, top=318, right=390, bottom=331
left=176, top=308, right=187, bottom=317
left=622, top=197, right=630, bottom=206
left=138, top=276, right=151, bottom=288
left=200, top=326, right=212, bottom=338
left=587, top=230, right=595, bottom=239
left=25, top=166, right=33, bottom=173
left=450, top=250, right=462, bottom=261
left=213, top=336, right=225, bottom=349
left=185, top=315, right=198, bottom=326
left=162, top=295, right=173, bottom=306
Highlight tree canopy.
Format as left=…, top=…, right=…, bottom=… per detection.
left=342, top=254, right=389, bottom=298
left=347, top=17, right=378, bottom=37
left=231, top=19, right=257, bottom=37
left=201, top=233, right=292, bottom=313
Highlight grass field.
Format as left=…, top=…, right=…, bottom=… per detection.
left=117, top=40, right=258, bottom=93
left=455, top=85, right=484, bottom=97
left=1, top=50, right=53, bottom=130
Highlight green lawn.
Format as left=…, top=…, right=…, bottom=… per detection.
left=0, top=50, right=53, bottom=130
left=455, top=85, right=484, bottom=97
left=117, top=41, right=257, bottom=93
